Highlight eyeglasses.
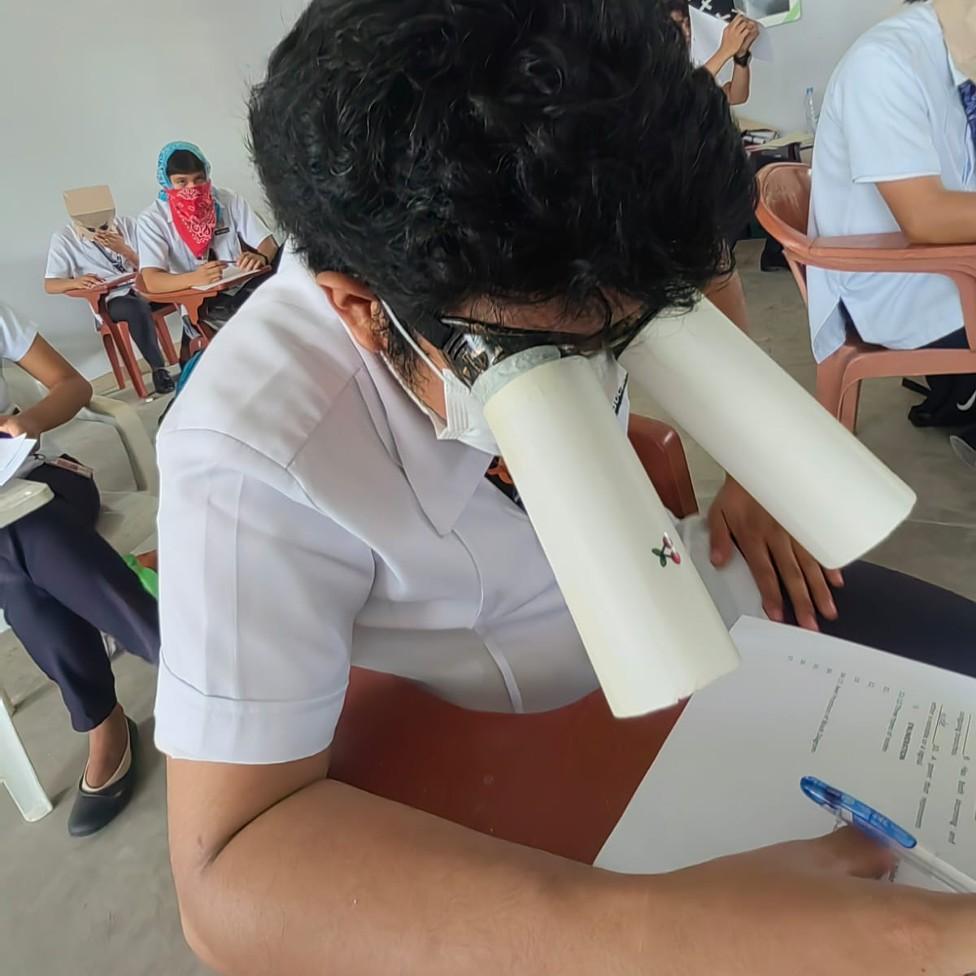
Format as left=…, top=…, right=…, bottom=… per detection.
left=385, top=299, right=656, bottom=388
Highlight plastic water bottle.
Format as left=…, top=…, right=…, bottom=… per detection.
left=804, top=86, right=819, bottom=135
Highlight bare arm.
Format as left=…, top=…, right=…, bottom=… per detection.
left=705, top=270, right=749, bottom=332
left=141, top=264, right=225, bottom=294
left=167, top=746, right=976, bottom=976
left=6, top=335, right=92, bottom=436
left=236, top=235, right=279, bottom=273
left=703, top=48, right=734, bottom=80
left=878, top=176, right=976, bottom=245
left=723, top=62, right=751, bottom=107
left=704, top=16, right=754, bottom=85
left=168, top=750, right=647, bottom=975
left=44, top=276, right=101, bottom=295
left=256, top=234, right=278, bottom=264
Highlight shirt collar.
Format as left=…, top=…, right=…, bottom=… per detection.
left=354, top=342, right=493, bottom=536
left=288, top=256, right=492, bottom=536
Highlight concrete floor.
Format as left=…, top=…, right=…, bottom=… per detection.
left=1, top=240, right=975, bottom=974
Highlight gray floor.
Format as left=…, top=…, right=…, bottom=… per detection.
left=1, top=240, right=975, bottom=974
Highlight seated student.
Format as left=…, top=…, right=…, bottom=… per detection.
left=0, top=301, right=159, bottom=837
left=809, top=0, right=976, bottom=433
left=137, top=142, right=279, bottom=336
left=667, top=0, right=760, bottom=106
left=154, top=3, right=976, bottom=973
left=44, top=190, right=175, bottom=394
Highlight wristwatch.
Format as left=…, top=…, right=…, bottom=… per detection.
left=734, top=51, right=753, bottom=67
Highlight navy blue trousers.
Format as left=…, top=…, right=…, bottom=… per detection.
left=796, top=562, right=976, bottom=678
left=106, top=294, right=166, bottom=370
left=0, top=463, right=159, bottom=732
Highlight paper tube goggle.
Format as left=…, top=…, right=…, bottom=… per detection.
left=474, top=348, right=741, bottom=718
left=471, top=298, right=914, bottom=718
left=619, top=298, right=916, bottom=569
left=63, top=185, right=116, bottom=237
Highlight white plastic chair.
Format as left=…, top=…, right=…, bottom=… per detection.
left=0, top=369, right=158, bottom=822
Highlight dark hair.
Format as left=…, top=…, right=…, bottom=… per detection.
left=166, top=150, right=206, bottom=178
left=250, top=0, right=753, bottom=330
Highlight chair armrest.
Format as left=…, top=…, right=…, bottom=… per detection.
left=80, top=396, right=159, bottom=495
left=136, top=266, right=270, bottom=305
left=808, top=232, right=976, bottom=270
left=0, top=480, right=53, bottom=529
left=65, top=286, right=109, bottom=299
left=64, top=288, right=107, bottom=316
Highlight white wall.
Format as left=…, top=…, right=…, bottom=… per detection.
left=741, top=0, right=905, bottom=131
left=0, top=0, right=911, bottom=378
left=0, top=0, right=307, bottom=378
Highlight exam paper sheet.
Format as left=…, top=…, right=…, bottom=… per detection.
left=689, top=5, right=774, bottom=65
left=597, top=617, right=976, bottom=891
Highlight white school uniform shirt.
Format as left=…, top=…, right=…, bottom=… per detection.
left=153, top=251, right=762, bottom=765
left=45, top=217, right=139, bottom=322
left=807, top=1, right=976, bottom=363
left=136, top=187, right=272, bottom=275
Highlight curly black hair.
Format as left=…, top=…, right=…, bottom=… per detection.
left=250, top=0, right=754, bottom=327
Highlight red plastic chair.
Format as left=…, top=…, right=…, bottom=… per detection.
left=756, top=163, right=976, bottom=432
left=66, top=277, right=179, bottom=399
left=329, top=415, right=698, bottom=864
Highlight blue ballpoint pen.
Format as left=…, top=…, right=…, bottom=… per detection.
left=801, top=776, right=976, bottom=894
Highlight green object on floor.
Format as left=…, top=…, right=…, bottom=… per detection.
left=123, top=555, right=159, bottom=600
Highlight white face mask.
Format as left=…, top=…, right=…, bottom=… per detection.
left=383, top=308, right=630, bottom=455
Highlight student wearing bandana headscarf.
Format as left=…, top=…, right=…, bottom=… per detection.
left=137, top=142, right=278, bottom=333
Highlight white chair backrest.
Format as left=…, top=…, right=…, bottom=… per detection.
left=2, top=364, right=158, bottom=495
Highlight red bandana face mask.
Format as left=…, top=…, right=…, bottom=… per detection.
left=165, top=182, right=217, bottom=259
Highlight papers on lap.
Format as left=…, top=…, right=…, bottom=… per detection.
left=598, top=617, right=976, bottom=892
left=0, top=435, right=37, bottom=486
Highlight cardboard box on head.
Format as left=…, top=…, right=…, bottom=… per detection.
left=63, top=185, right=116, bottom=241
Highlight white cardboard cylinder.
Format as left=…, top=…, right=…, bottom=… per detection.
left=480, top=356, right=740, bottom=718
left=620, top=299, right=916, bottom=569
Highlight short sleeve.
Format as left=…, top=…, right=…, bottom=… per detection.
left=117, top=215, right=140, bottom=253
left=226, top=190, right=274, bottom=249
left=154, top=428, right=374, bottom=764
left=839, top=45, right=942, bottom=184
left=136, top=210, right=173, bottom=272
left=0, top=303, right=39, bottom=362
left=44, top=232, right=75, bottom=280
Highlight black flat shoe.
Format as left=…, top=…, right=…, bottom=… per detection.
left=152, top=368, right=176, bottom=395
left=68, top=718, right=139, bottom=838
